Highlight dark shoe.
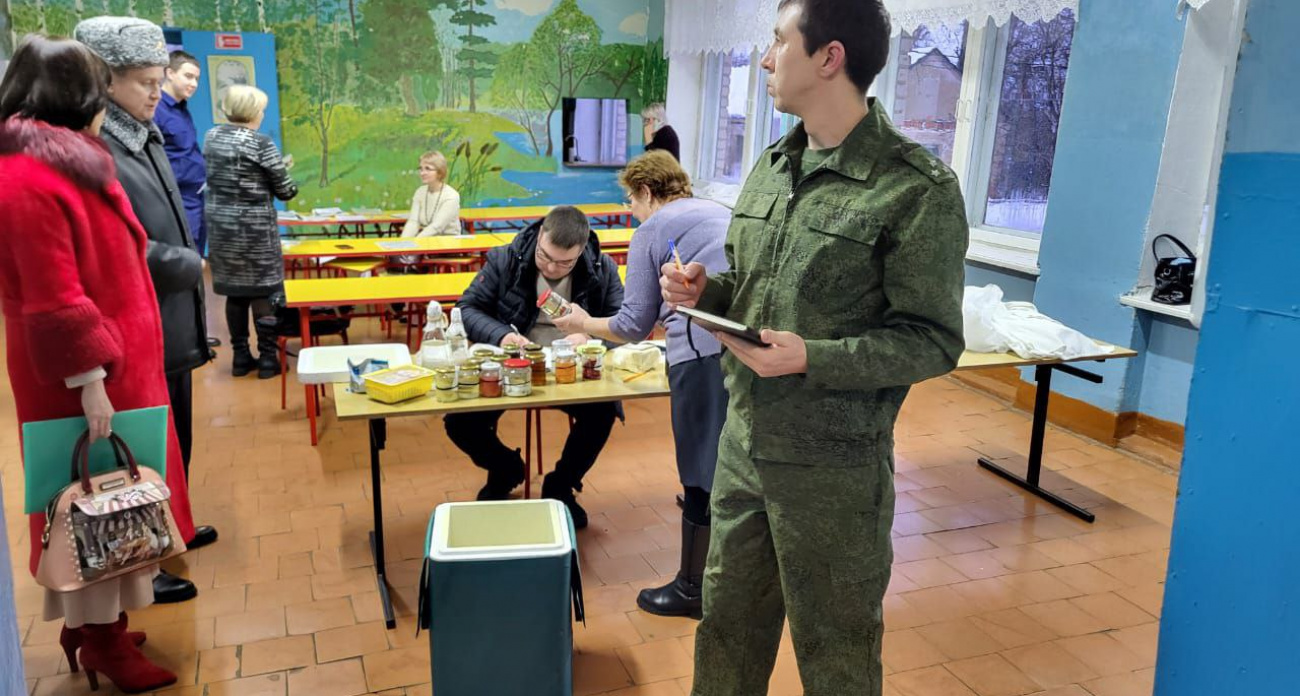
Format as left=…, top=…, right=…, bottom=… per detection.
left=231, top=348, right=256, bottom=377
left=257, top=352, right=281, bottom=379
left=541, top=472, right=588, bottom=530
left=675, top=493, right=684, bottom=509
left=477, top=458, right=525, bottom=501
left=207, top=337, right=222, bottom=348
left=152, top=570, right=197, bottom=604
left=187, top=525, right=219, bottom=550
left=637, top=515, right=709, bottom=618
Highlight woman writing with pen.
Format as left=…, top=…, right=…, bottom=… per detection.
left=552, top=151, right=730, bottom=619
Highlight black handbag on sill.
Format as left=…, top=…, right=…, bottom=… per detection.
left=1151, top=234, right=1196, bottom=305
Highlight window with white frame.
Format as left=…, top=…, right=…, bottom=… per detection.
left=692, top=8, right=1077, bottom=255
left=883, top=10, right=1077, bottom=244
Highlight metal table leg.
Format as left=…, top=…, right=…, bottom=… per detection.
left=367, top=418, right=397, bottom=629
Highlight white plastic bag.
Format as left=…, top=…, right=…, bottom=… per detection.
left=962, top=285, right=1113, bottom=360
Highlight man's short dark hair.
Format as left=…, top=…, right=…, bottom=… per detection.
left=0, top=34, right=112, bottom=132
left=778, top=0, right=892, bottom=93
left=168, top=50, right=199, bottom=73
left=540, top=206, right=591, bottom=249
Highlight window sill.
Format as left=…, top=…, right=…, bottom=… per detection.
left=1120, top=290, right=1195, bottom=321
left=966, top=235, right=1040, bottom=277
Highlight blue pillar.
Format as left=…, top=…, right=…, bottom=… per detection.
left=1155, top=0, right=1300, bottom=692
left=0, top=481, right=28, bottom=692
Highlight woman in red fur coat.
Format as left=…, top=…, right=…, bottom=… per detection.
left=0, top=36, right=195, bottom=693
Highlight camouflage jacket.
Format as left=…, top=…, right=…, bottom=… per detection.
left=696, top=101, right=968, bottom=466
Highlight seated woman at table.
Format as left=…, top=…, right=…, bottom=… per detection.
left=552, top=151, right=729, bottom=619
left=389, top=150, right=461, bottom=318
left=204, top=84, right=298, bottom=379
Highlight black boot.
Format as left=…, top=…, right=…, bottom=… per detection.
left=637, top=515, right=709, bottom=618
left=541, top=472, right=587, bottom=530
left=254, top=319, right=281, bottom=380
left=231, top=347, right=255, bottom=377
left=477, top=452, right=526, bottom=501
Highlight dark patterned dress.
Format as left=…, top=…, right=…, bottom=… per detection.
left=202, top=123, right=297, bottom=297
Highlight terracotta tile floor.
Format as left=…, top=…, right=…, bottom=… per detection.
left=3, top=317, right=1178, bottom=695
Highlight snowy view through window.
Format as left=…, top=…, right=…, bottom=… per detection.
left=891, top=23, right=967, bottom=166
left=985, top=10, right=1076, bottom=235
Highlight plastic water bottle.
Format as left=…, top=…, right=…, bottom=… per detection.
left=447, top=307, right=469, bottom=364
left=420, top=304, right=451, bottom=369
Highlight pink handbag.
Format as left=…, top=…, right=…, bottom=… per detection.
left=35, top=431, right=185, bottom=593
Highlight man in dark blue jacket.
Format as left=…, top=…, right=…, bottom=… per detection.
left=450, top=206, right=624, bottom=527
left=154, top=50, right=207, bottom=255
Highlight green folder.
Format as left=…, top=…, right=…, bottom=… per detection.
left=22, top=406, right=169, bottom=514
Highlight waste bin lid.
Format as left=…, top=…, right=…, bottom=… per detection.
left=429, top=499, right=572, bottom=562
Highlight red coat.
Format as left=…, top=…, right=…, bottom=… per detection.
left=0, top=117, right=196, bottom=575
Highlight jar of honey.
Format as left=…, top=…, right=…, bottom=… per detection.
left=480, top=361, right=502, bottom=398
left=457, top=360, right=481, bottom=400
left=525, top=349, right=548, bottom=387
left=552, top=339, right=577, bottom=384
left=433, top=367, right=459, bottom=403
left=503, top=359, right=533, bottom=397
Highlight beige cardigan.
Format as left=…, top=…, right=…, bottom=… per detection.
left=402, top=183, right=462, bottom=237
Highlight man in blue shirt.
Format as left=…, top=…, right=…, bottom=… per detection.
left=154, top=50, right=207, bottom=255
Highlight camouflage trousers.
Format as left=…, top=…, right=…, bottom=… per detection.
left=691, top=424, right=896, bottom=696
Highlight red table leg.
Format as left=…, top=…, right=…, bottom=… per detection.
left=300, top=308, right=318, bottom=446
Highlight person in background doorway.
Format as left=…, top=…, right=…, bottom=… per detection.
left=203, top=85, right=298, bottom=380
left=155, top=49, right=221, bottom=350
left=642, top=102, right=680, bottom=162
left=75, top=15, right=219, bottom=606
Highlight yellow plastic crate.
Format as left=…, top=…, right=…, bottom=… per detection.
left=363, top=366, right=436, bottom=404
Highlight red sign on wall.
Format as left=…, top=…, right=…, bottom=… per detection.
left=215, top=34, right=243, bottom=50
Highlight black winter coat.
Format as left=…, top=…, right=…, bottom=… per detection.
left=101, top=105, right=210, bottom=375
left=456, top=221, right=624, bottom=346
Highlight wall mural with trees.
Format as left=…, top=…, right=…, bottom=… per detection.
left=9, top=0, right=668, bottom=210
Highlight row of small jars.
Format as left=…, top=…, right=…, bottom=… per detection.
left=431, top=342, right=607, bottom=402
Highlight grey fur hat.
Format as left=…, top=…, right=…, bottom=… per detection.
left=73, top=17, right=169, bottom=70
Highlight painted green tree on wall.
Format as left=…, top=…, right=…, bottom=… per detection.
left=522, top=0, right=608, bottom=157
left=434, top=0, right=496, bottom=113
left=358, top=0, right=439, bottom=116
left=280, top=2, right=354, bottom=186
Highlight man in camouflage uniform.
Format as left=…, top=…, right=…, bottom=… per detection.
left=661, top=1, right=968, bottom=693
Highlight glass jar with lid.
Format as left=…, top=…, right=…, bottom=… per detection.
left=577, top=344, right=607, bottom=381
left=480, top=361, right=502, bottom=398
left=433, top=367, right=459, bottom=403
left=552, top=339, right=577, bottom=385
left=457, top=359, right=482, bottom=400
left=525, top=348, right=548, bottom=387
left=502, top=358, right=533, bottom=397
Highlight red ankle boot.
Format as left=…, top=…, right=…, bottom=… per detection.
left=76, top=615, right=175, bottom=693
left=60, top=613, right=146, bottom=672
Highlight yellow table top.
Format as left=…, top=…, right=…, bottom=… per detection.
left=335, top=367, right=671, bottom=420
left=284, top=274, right=475, bottom=306
left=282, top=234, right=511, bottom=259
left=321, top=257, right=387, bottom=273
left=285, top=265, right=628, bottom=307
left=334, top=341, right=1134, bottom=422
left=459, top=203, right=630, bottom=222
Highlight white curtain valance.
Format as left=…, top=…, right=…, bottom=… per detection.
left=885, top=0, right=1079, bottom=35
left=664, top=0, right=1079, bottom=57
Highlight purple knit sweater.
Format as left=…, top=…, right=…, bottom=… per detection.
left=607, top=197, right=732, bottom=366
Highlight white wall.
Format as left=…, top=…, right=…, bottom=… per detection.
left=666, top=52, right=705, bottom=177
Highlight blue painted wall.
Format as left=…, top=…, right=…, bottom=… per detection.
left=0, top=485, right=27, bottom=693
left=1156, top=0, right=1300, bottom=690
left=1022, top=0, right=1196, bottom=423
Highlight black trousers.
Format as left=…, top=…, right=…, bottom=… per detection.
left=444, top=403, right=618, bottom=489
left=165, top=370, right=193, bottom=478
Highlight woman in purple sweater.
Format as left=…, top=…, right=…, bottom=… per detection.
left=554, top=151, right=730, bottom=619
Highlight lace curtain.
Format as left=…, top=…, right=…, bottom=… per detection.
left=664, top=0, right=1080, bottom=56
left=1179, top=0, right=1219, bottom=11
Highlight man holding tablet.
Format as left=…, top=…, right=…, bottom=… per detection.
left=661, top=0, right=967, bottom=693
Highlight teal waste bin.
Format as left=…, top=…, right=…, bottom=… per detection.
left=418, top=499, right=584, bottom=696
